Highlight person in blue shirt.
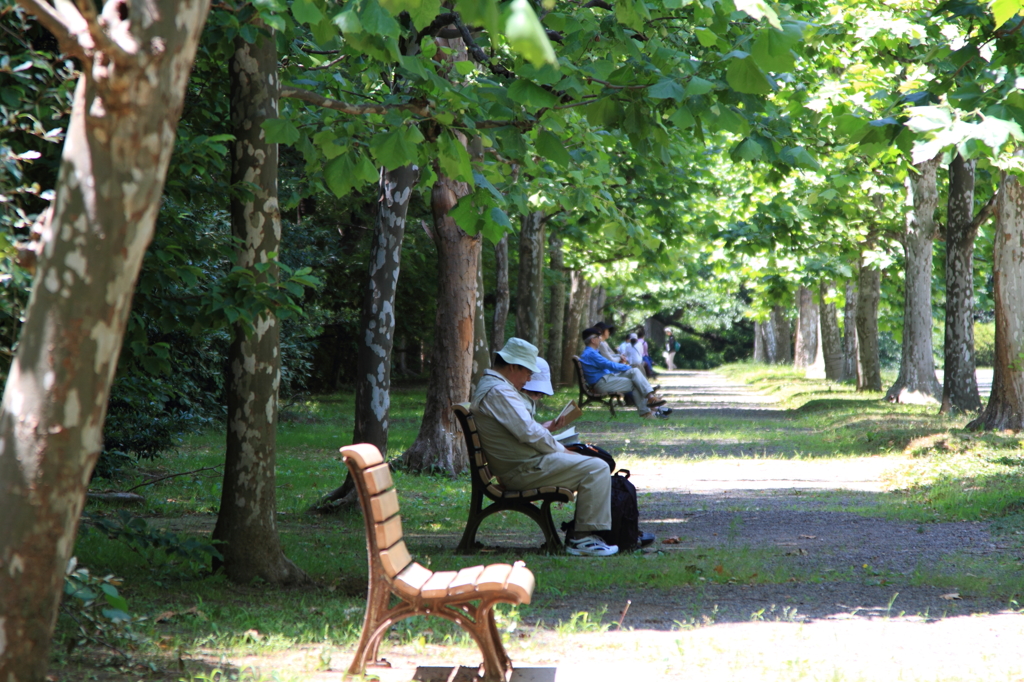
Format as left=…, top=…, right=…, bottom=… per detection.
left=579, top=327, right=670, bottom=419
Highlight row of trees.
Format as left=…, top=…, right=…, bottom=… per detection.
left=4, top=0, right=1024, bottom=678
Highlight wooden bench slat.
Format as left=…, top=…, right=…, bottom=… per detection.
left=342, top=444, right=383, bottom=469
left=448, top=565, right=485, bottom=595
left=420, top=571, right=458, bottom=599
left=363, top=463, right=393, bottom=495
left=370, top=489, right=399, bottom=522
left=475, top=563, right=513, bottom=592
left=379, top=540, right=412, bottom=577
left=505, top=564, right=535, bottom=604
left=393, top=562, right=432, bottom=599
left=487, top=484, right=506, bottom=498
left=373, top=515, right=403, bottom=549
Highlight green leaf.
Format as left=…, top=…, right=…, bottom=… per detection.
left=505, top=0, right=558, bottom=67
left=484, top=207, right=513, bottom=243
left=458, top=0, right=501, bottom=39
left=408, top=0, right=441, bottom=29
left=369, top=128, right=420, bottom=171
left=684, top=76, right=714, bottom=96
left=312, top=129, right=347, bottom=160
left=779, top=146, right=820, bottom=170
left=535, top=129, right=572, bottom=167
left=669, top=106, right=695, bottom=129
left=261, top=119, right=300, bottom=145
left=357, top=0, right=400, bottom=39
left=726, top=56, right=772, bottom=95
left=751, top=30, right=795, bottom=72
left=291, top=0, right=324, bottom=25
left=507, top=79, right=561, bottom=108
left=585, top=98, right=624, bottom=128
left=615, top=0, right=647, bottom=32
left=694, top=27, right=718, bottom=47
left=312, top=16, right=338, bottom=44
left=450, top=197, right=482, bottom=235
left=437, top=131, right=474, bottom=182
left=324, top=152, right=379, bottom=197
left=991, top=0, right=1024, bottom=27
left=734, top=0, right=782, bottom=29
left=332, top=7, right=362, bottom=33
left=906, top=106, right=952, bottom=133
left=733, top=137, right=763, bottom=161
left=648, top=77, right=686, bottom=101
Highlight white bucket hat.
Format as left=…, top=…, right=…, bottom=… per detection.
left=522, top=357, right=553, bottom=395
left=496, top=337, right=539, bottom=372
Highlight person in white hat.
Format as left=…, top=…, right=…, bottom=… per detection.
left=617, top=332, right=644, bottom=370
left=471, top=338, right=618, bottom=557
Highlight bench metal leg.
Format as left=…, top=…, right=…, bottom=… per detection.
left=460, top=499, right=565, bottom=554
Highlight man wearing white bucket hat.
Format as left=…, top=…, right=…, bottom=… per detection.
left=471, top=338, right=617, bottom=557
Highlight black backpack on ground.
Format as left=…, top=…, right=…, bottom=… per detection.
left=563, top=444, right=640, bottom=552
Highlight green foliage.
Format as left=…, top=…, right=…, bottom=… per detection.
left=58, top=558, right=144, bottom=662
left=81, top=511, right=222, bottom=577
left=975, top=321, right=996, bottom=368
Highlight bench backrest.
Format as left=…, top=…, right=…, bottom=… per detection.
left=453, top=404, right=504, bottom=498
left=572, top=355, right=593, bottom=393
left=341, top=444, right=412, bottom=579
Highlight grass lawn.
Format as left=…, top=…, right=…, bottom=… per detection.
left=58, top=363, right=1024, bottom=681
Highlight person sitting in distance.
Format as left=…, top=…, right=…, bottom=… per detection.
left=471, top=338, right=618, bottom=557
left=579, top=327, right=670, bottom=419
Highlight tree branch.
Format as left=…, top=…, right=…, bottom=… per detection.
left=121, top=465, right=222, bottom=494
left=73, top=0, right=132, bottom=65
left=280, top=86, right=430, bottom=117
left=15, top=0, right=85, bottom=59
left=584, top=0, right=613, bottom=9
left=970, top=191, right=999, bottom=232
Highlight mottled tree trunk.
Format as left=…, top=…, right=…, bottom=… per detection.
left=353, top=165, right=418, bottom=453
left=0, top=0, right=210, bottom=677
left=856, top=257, right=882, bottom=392
left=968, top=154, right=1024, bottom=431
left=842, top=280, right=859, bottom=382
left=472, top=247, right=489, bottom=386
left=401, top=173, right=478, bottom=473
left=491, top=234, right=509, bottom=353
left=212, top=25, right=306, bottom=586
left=560, top=270, right=589, bottom=386
left=818, top=280, right=844, bottom=381
left=515, top=210, right=545, bottom=347
left=589, top=286, right=606, bottom=327
left=886, top=156, right=943, bottom=404
left=546, top=234, right=566, bottom=381
left=794, top=285, right=818, bottom=369
left=941, top=154, right=984, bottom=415
left=764, top=305, right=791, bottom=364
left=754, top=322, right=766, bottom=362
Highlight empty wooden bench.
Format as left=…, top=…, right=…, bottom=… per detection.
left=453, top=404, right=574, bottom=554
left=341, top=443, right=535, bottom=682
left=572, top=355, right=627, bottom=416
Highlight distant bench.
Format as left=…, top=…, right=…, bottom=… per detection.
left=572, top=355, right=626, bottom=416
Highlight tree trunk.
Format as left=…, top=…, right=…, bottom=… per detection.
left=770, top=305, right=791, bottom=364
left=353, top=165, right=418, bottom=454
left=514, top=210, right=545, bottom=347
left=754, top=321, right=766, bottom=362
left=491, top=234, right=509, bottom=354
left=794, top=285, right=818, bottom=368
left=472, top=246, right=489, bottom=386
left=589, top=286, right=606, bottom=327
left=856, top=256, right=882, bottom=392
left=886, top=156, right=943, bottom=404
left=212, top=25, right=307, bottom=586
left=967, top=153, right=1024, bottom=431
left=401, top=173, right=478, bottom=473
left=560, top=270, right=589, bottom=386
left=818, top=280, right=844, bottom=381
left=0, top=0, right=210, bottom=677
left=759, top=315, right=779, bottom=363
left=546, top=233, right=566, bottom=381
left=842, top=279, right=859, bottom=382
left=940, top=153, right=983, bottom=414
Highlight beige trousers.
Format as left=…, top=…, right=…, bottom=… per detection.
left=501, top=452, right=611, bottom=532
left=595, top=367, right=654, bottom=415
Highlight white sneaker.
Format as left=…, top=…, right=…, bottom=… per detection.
left=566, top=535, right=618, bottom=557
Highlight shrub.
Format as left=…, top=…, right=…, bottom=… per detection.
left=975, top=322, right=995, bottom=368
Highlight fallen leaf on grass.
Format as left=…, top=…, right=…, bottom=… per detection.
left=785, top=548, right=808, bottom=556
left=155, top=606, right=205, bottom=623
left=244, top=629, right=263, bottom=642
left=799, top=534, right=817, bottom=539
left=941, top=592, right=962, bottom=601
left=662, top=536, right=680, bottom=544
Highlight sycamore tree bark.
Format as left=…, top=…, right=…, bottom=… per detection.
left=842, top=279, right=859, bottom=382
left=753, top=322, right=766, bottom=362
left=546, top=233, right=566, bottom=381
left=515, top=210, right=545, bottom=347
left=491, top=234, right=510, bottom=353
left=886, top=156, right=943, bottom=403
left=211, top=25, right=306, bottom=585
left=0, top=0, right=210, bottom=677
left=759, top=306, right=791, bottom=364
left=968, top=156, right=1024, bottom=431
left=818, top=280, right=844, bottom=381
left=472, top=247, right=489, bottom=386
left=941, top=154, right=990, bottom=415
left=559, top=270, right=590, bottom=385
left=856, top=254, right=883, bottom=392
left=794, top=285, right=818, bottom=369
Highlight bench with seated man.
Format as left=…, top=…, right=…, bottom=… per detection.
left=579, top=327, right=671, bottom=419
left=471, top=337, right=618, bottom=557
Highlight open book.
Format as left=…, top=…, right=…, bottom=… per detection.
left=556, top=399, right=582, bottom=426
left=554, top=426, right=580, bottom=445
